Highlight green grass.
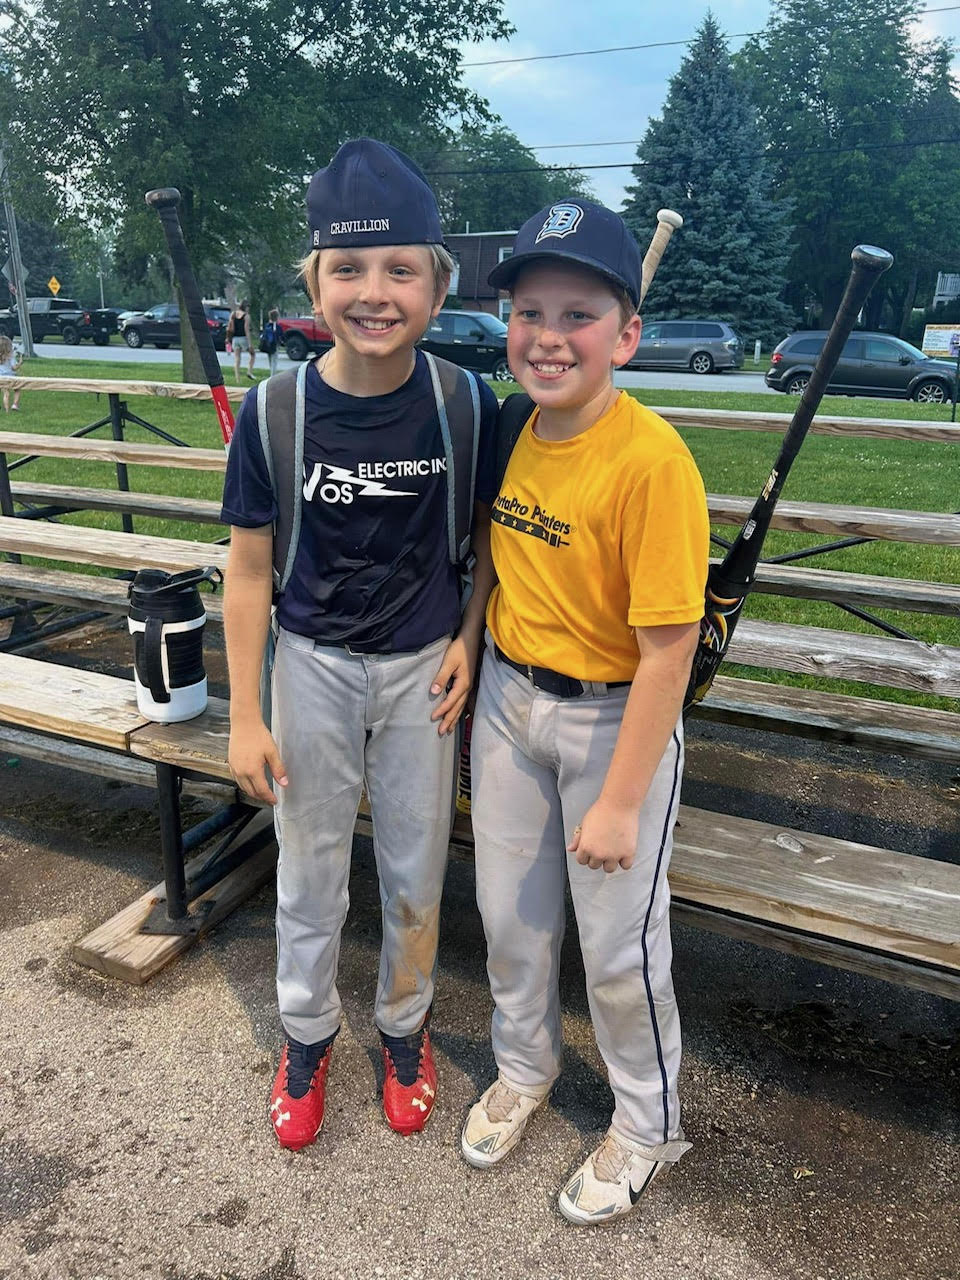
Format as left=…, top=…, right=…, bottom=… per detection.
left=6, top=354, right=959, bottom=707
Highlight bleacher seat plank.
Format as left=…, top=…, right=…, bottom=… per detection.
left=0, top=654, right=145, bottom=749
left=656, top=404, right=960, bottom=445
left=0, top=557, right=952, bottom=629
left=698, top=675, right=960, bottom=761
left=708, top=496, right=960, bottom=545
left=0, top=562, right=224, bottom=619
left=744, top=562, right=960, bottom=616
left=669, top=805, right=960, bottom=979
left=7, top=376, right=247, bottom=403
left=0, top=432, right=225, bottom=471
left=0, top=516, right=228, bottom=573
left=729, top=619, right=960, bottom=698
left=129, top=696, right=233, bottom=780
left=10, top=482, right=223, bottom=524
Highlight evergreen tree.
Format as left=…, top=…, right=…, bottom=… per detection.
left=622, top=13, right=794, bottom=346
left=738, top=0, right=960, bottom=329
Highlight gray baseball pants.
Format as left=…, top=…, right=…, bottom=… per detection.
left=471, top=636, right=686, bottom=1149
left=271, top=627, right=455, bottom=1044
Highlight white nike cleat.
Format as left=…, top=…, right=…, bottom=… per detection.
left=557, top=1128, right=691, bottom=1226
left=460, top=1075, right=552, bottom=1169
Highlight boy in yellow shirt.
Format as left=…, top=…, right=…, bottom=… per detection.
left=460, top=200, right=709, bottom=1225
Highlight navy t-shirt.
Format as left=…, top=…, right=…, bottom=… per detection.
left=220, top=353, right=498, bottom=652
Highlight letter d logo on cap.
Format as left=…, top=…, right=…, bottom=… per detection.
left=535, top=203, right=584, bottom=243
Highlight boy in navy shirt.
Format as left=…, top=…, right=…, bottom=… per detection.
left=221, top=139, right=498, bottom=1147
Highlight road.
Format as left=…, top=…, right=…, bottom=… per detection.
left=28, top=339, right=779, bottom=395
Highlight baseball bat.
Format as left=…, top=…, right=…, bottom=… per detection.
left=683, top=242, right=894, bottom=714
left=145, top=187, right=235, bottom=447
left=640, top=209, right=683, bottom=307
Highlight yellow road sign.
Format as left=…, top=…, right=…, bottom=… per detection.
left=48, top=276, right=61, bottom=296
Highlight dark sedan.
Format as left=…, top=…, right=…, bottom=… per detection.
left=122, top=303, right=231, bottom=351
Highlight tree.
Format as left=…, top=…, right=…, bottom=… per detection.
left=737, top=0, right=960, bottom=328
left=622, top=14, right=794, bottom=346
left=0, top=215, right=74, bottom=298
left=425, top=126, right=591, bottom=233
left=0, top=0, right=512, bottom=377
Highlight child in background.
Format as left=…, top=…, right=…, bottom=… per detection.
left=461, top=199, right=709, bottom=1226
left=0, top=335, right=22, bottom=411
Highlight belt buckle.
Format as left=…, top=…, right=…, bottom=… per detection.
left=526, top=664, right=535, bottom=684
left=345, top=643, right=361, bottom=657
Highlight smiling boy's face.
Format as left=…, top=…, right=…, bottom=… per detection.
left=312, top=244, right=444, bottom=362
left=508, top=262, right=642, bottom=412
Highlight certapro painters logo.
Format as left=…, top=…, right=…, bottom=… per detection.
left=492, top=494, right=572, bottom=548
left=535, top=203, right=583, bottom=243
left=303, top=457, right=445, bottom=505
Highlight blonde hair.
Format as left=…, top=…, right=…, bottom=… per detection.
left=0, top=335, right=13, bottom=361
left=297, top=243, right=454, bottom=311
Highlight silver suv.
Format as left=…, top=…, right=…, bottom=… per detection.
left=626, top=319, right=744, bottom=373
left=766, top=331, right=958, bottom=402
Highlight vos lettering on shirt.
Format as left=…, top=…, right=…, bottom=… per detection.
left=303, top=456, right=447, bottom=505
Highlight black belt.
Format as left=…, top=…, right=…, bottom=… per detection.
left=494, top=644, right=631, bottom=699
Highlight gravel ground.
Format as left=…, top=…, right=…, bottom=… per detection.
left=0, top=626, right=957, bottom=1280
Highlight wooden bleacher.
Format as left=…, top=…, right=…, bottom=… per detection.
left=0, top=378, right=956, bottom=993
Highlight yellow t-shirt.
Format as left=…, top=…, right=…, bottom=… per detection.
left=487, top=391, right=710, bottom=682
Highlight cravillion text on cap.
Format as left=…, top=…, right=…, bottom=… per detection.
left=307, top=138, right=445, bottom=251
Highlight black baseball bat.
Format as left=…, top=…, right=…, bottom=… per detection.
left=145, top=187, right=235, bottom=447
left=683, top=243, right=894, bottom=714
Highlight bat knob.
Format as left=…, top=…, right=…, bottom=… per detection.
left=145, top=187, right=182, bottom=210
left=656, top=209, right=683, bottom=229
left=852, top=244, right=894, bottom=275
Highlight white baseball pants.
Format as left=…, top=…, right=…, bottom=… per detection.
left=271, top=628, right=455, bottom=1044
left=471, top=637, right=687, bottom=1150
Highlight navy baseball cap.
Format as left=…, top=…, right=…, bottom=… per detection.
left=488, top=198, right=643, bottom=308
left=306, top=138, right=444, bottom=250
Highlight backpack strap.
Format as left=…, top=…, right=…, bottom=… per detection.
left=423, top=352, right=481, bottom=565
left=256, top=364, right=306, bottom=596
left=495, top=392, right=535, bottom=493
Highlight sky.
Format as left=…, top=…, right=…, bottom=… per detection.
left=458, top=0, right=960, bottom=218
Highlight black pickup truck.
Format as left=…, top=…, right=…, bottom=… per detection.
left=0, top=296, right=118, bottom=345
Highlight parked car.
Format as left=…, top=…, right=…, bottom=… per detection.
left=0, top=296, right=118, bottom=345
left=625, top=319, right=744, bottom=373
left=276, top=315, right=333, bottom=362
left=121, top=303, right=232, bottom=350
left=420, top=310, right=511, bottom=380
left=766, top=331, right=958, bottom=402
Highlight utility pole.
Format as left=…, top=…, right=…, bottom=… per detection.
left=0, top=139, right=35, bottom=358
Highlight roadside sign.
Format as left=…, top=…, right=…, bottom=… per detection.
left=47, top=275, right=60, bottom=296
left=921, top=323, right=960, bottom=358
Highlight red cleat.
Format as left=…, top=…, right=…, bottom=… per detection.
left=381, top=1025, right=438, bottom=1135
left=269, top=1037, right=334, bottom=1151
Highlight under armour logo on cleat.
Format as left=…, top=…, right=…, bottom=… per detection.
left=411, top=1083, right=436, bottom=1112
left=270, top=1097, right=291, bottom=1128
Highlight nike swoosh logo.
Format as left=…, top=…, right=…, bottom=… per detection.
left=629, top=1162, right=660, bottom=1204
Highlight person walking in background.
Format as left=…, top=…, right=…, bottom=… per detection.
left=0, top=336, right=22, bottom=411
left=260, top=308, right=283, bottom=375
left=227, top=300, right=255, bottom=381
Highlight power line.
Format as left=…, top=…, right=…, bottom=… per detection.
left=461, top=6, right=960, bottom=68
left=425, top=135, right=960, bottom=177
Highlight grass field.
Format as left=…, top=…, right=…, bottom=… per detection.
left=5, top=354, right=958, bottom=708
